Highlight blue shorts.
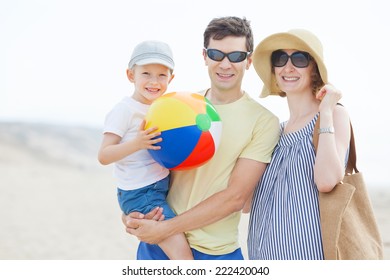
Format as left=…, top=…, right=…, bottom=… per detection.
left=137, top=242, right=244, bottom=260
left=117, top=176, right=176, bottom=219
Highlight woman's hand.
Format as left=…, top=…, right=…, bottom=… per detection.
left=316, top=84, right=342, bottom=113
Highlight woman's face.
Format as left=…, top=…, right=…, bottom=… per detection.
left=273, top=49, right=314, bottom=95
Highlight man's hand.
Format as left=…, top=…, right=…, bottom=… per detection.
left=122, top=207, right=165, bottom=234
left=127, top=219, right=170, bottom=244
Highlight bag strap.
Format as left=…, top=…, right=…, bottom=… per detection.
left=313, top=114, right=358, bottom=175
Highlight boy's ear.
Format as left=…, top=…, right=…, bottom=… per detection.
left=169, top=73, right=175, bottom=83
left=126, top=68, right=135, bottom=82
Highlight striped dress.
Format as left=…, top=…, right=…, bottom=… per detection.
left=247, top=115, right=324, bottom=260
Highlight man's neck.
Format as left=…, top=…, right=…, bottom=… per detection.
left=205, top=88, right=244, bottom=105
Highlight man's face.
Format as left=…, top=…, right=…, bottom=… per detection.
left=204, top=36, right=252, bottom=92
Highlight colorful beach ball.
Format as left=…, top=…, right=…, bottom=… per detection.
left=145, top=92, right=222, bottom=170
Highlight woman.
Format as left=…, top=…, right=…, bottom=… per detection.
left=247, top=29, right=351, bottom=260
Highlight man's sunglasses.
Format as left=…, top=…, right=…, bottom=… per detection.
left=271, top=50, right=311, bottom=68
left=205, top=48, right=251, bottom=63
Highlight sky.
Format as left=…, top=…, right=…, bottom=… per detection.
left=1, top=0, right=390, bottom=187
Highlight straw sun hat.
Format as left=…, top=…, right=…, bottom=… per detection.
left=253, top=29, right=328, bottom=98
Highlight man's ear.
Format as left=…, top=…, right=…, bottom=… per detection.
left=246, top=54, right=253, bottom=70
left=203, top=49, right=208, bottom=66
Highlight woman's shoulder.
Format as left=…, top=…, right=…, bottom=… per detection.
left=334, top=103, right=350, bottom=122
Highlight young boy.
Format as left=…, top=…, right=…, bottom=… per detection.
left=98, top=40, right=193, bottom=260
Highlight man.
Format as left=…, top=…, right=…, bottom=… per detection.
left=123, top=16, right=280, bottom=260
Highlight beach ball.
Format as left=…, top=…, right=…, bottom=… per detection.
left=145, top=92, right=222, bottom=170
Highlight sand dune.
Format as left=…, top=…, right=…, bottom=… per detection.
left=0, top=122, right=388, bottom=259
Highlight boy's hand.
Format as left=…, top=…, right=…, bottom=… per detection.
left=135, top=120, right=162, bottom=150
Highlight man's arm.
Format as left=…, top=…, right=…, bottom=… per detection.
left=126, top=158, right=267, bottom=244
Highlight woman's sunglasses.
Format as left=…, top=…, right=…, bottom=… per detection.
left=205, top=48, right=251, bottom=63
left=271, top=50, right=311, bottom=68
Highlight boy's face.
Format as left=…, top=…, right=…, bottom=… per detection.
left=127, top=64, right=174, bottom=104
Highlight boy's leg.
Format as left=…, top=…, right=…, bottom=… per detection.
left=134, top=177, right=192, bottom=259
left=158, top=233, right=193, bottom=260
left=137, top=242, right=169, bottom=260
left=143, top=176, right=193, bottom=259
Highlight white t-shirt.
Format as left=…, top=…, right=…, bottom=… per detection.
left=103, top=96, right=169, bottom=191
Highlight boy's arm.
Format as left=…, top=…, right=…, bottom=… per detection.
left=98, top=121, right=162, bottom=165
left=98, top=132, right=136, bottom=165
left=125, top=158, right=267, bottom=244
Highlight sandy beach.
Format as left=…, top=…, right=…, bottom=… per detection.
left=0, top=122, right=388, bottom=260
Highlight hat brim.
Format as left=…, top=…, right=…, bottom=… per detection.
left=131, top=58, right=174, bottom=70
left=253, top=31, right=328, bottom=98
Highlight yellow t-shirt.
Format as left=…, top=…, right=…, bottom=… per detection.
left=167, top=92, right=280, bottom=255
